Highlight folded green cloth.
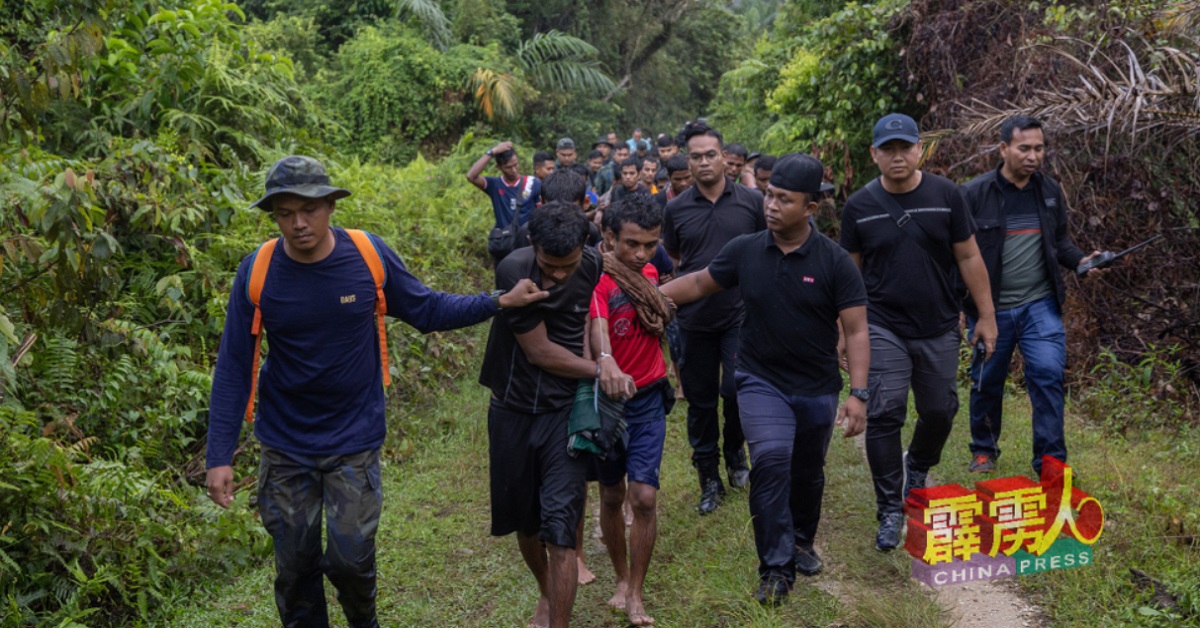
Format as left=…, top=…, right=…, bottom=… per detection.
left=567, top=380, right=626, bottom=459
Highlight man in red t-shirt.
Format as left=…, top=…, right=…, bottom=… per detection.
left=589, top=194, right=674, bottom=627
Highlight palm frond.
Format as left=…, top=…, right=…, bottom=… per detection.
left=516, top=31, right=616, bottom=94
left=958, top=38, right=1200, bottom=150
left=395, top=0, right=452, bottom=51
left=469, top=68, right=521, bottom=121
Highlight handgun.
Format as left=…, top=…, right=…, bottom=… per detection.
left=1076, top=234, right=1162, bottom=276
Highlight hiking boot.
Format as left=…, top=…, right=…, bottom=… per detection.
left=875, top=512, right=905, bottom=552
left=795, top=545, right=823, bottom=577
left=969, top=453, right=996, bottom=473
left=754, top=574, right=790, bottom=606
left=727, top=450, right=750, bottom=489
left=697, top=478, right=725, bottom=515
left=728, top=466, right=750, bottom=489
left=902, top=452, right=927, bottom=500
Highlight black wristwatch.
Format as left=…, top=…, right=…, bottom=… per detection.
left=849, top=387, right=870, bottom=402
left=489, top=289, right=505, bottom=309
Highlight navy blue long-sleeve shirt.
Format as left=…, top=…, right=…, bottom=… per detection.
left=205, top=228, right=498, bottom=468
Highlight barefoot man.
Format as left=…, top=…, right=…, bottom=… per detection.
left=479, top=201, right=635, bottom=628
left=591, top=194, right=676, bottom=625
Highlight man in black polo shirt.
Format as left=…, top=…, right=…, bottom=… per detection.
left=480, top=201, right=635, bottom=628
left=663, top=120, right=765, bottom=514
left=839, top=113, right=998, bottom=552
left=662, top=153, right=869, bottom=605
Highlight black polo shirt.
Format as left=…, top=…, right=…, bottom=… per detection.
left=839, top=173, right=975, bottom=338
left=479, top=246, right=602, bottom=413
left=663, top=177, right=766, bottom=332
left=708, top=228, right=867, bottom=396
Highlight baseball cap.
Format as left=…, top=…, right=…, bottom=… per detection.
left=592, top=135, right=613, bottom=148
left=557, top=137, right=576, bottom=150
left=872, top=113, right=920, bottom=147
left=250, top=155, right=350, bottom=211
left=768, top=153, right=826, bottom=195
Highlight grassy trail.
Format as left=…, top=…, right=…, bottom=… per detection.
left=173, top=361, right=1199, bottom=627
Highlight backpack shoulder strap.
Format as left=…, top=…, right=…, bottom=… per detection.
left=345, top=229, right=392, bottom=388
left=244, top=238, right=280, bottom=422
left=865, top=178, right=953, bottom=269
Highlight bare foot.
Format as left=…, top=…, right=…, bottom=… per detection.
left=607, top=581, right=630, bottom=611
left=626, top=593, right=654, bottom=626
left=577, top=558, right=596, bottom=585
left=527, top=596, right=549, bottom=628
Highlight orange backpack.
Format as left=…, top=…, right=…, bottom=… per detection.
left=243, top=229, right=390, bottom=422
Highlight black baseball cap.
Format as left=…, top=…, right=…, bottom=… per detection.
left=872, top=113, right=921, bottom=147
left=592, top=136, right=613, bottom=148
left=556, top=137, right=576, bottom=150
left=768, top=153, right=826, bottom=195
left=250, top=156, right=350, bottom=211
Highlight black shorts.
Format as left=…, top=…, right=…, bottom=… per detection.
left=488, top=401, right=587, bottom=548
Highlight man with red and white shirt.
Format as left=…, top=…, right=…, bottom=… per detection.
left=589, top=193, right=675, bottom=627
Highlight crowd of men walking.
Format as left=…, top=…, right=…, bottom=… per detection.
left=204, top=112, right=1105, bottom=627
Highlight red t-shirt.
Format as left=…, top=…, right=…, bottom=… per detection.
left=589, top=264, right=667, bottom=388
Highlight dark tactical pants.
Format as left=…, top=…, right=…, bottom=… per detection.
left=258, top=446, right=383, bottom=628
left=678, top=326, right=746, bottom=477
left=864, top=325, right=961, bottom=518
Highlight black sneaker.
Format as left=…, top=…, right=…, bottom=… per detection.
left=875, top=512, right=905, bottom=552
left=903, top=452, right=927, bottom=500
left=754, top=574, right=790, bottom=606
left=697, top=478, right=724, bottom=515
left=795, top=545, right=823, bottom=576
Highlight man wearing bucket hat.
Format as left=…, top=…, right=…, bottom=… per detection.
left=205, top=155, right=548, bottom=627
left=839, top=114, right=998, bottom=552
left=661, top=153, right=870, bottom=605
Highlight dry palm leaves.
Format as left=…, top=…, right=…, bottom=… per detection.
left=959, top=38, right=1200, bottom=151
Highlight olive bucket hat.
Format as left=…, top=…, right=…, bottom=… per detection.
left=250, top=155, right=351, bottom=210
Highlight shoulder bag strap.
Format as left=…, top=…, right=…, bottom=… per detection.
left=865, top=178, right=953, bottom=269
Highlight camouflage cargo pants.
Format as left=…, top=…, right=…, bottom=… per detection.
left=257, top=446, right=382, bottom=628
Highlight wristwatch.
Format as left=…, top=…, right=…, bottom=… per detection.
left=485, top=149, right=494, bottom=157
left=489, top=289, right=505, bottom=309
left=849, top=387, right=870, bottom=402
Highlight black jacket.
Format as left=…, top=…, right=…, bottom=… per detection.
left=960, top=165, right=1086, bottom=317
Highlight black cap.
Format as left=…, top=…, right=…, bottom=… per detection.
left=592, top=135, right=613, bottom=148
left=250, top=156, right=350, bottom=211
left=556, top=137, right=575, bottom=150
left=768, top=153, right=825, bottom=195
left=872, top=113, right=920, bottom=147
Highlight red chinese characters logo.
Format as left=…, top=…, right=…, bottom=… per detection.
left=905, top=457, right=1104, bottom=565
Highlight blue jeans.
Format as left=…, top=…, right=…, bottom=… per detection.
left=736, top=372, right=837, bottom=584
left=968, top=295, right=1067, bottom=474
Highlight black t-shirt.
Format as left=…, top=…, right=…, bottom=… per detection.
left=663, top=177, right=766, bottom=331
left=479, top=246, right=602, bottom=413
left=709, top=229, right=867, bottom=395
left=611, top=183, right=650, bottom=203
left=839, top=173, right=975, bottom=338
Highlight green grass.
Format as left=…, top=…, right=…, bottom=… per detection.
left=168, top=360, right=1200, bottom=627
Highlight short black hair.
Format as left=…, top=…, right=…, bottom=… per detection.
left=620, top=157, right=641, bottom=171
left=664, top=154, right=689, bottom=174
left=568, top=163, right=589, bottom=179
left=723, top=143, right=748, bottom=159
left=541, top=169, right=587, bottom=205
left=586, top=149, right=604, bottom=160
left=532, top=151, right=554, bottom=166
left=613, top=144, right=630, bottom=154
left=1000, top=115, right=1043, bottom=144
left=641, top=156, right=658, bottom=168
left=755, top=154, right=777, bottom=172
left=654, top=168, right=668, bottom=183
left=657, top=135, right=676, bottom=148
left=603, top=192, right=663, bottom=237
left=528, top=200, right=589, bottom=257
left=677, top=119, right=723, bottom=150
left=497, top=149, right=518, bottom=166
